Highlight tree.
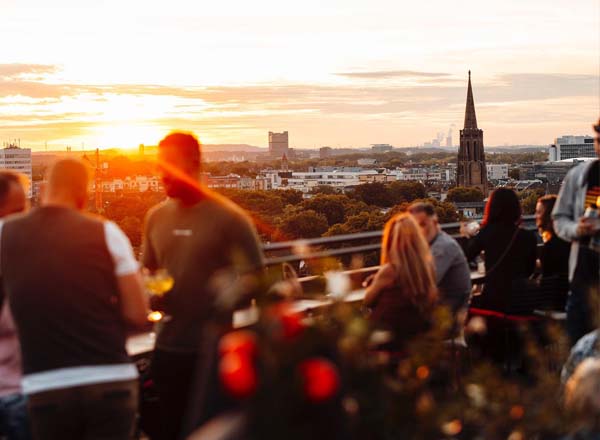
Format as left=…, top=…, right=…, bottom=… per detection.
left=352, top=182, right=392, bottom=207
left=118, top=216, right=142, bottom=248
left=518, top=189, right=545, bottom=215
left=301, top=195, right=348, bottom=227
left=446, top=186, right=485, bottom=203
left=508, top=168, right=520, bottom=180
left=325, top=211, right=386, bottom=236
left=310, top=185, right=339, bottom=195
left=224, top=190, right=285, bottom=219
left=387, top=198, right=460, bottom=224
left=277, top=209, right=329, bottom=239
left=387, top=181, right=427, bottom=205
left=278, top=189, right=304, bottom=206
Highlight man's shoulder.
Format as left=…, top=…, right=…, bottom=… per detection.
left=2, top=210, right=31, bottom=227
left=572, top=330, right=600, bottom=358
left=434, top=230, right=461, bottom=251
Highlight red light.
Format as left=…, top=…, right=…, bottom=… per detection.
left=299, top=358, right=340, bottom=403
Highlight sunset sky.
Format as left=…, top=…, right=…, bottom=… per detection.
left=1, top=0, right=598, bottom=150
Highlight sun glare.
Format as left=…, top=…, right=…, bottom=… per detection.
left=91, top=123, right=166, bottom=150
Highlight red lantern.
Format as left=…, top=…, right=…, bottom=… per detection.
left=268, top=303, right=304, bottom=340
left=219, top=330, right=257, bottom=359
left=219, top=352, right=257, bottom=399
left=299, top=358, right=340, bottom=403
left=280, top=309, right=304, bottom=340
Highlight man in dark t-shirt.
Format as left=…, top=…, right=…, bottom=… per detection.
left=142, top=132, right=264, bottom=440
left=553, top=120, right=600, bottom=346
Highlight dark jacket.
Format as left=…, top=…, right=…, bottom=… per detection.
left=466, top=223, right=537, bottom=312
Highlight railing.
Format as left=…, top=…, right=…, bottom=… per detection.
left=263, top=214, right=538, bottom=266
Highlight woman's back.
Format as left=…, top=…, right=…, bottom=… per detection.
left=466, top=223, right=537, bottom=311
left=369, top=283, right=432, bottom=347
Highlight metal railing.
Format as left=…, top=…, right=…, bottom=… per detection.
left=262, top=215, right=537, bottom=266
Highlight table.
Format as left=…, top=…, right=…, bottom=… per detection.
left=127, top=289, right=368, bottom=357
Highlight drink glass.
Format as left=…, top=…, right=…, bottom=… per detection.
left=143, top=268, right=174, bottom=323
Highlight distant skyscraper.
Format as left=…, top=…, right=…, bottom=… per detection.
left=269, top=131, right=289, bottom=157
left=457, top=71, right=487, bottom=195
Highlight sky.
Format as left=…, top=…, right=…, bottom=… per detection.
left=0, top=0, right=599, bottom=150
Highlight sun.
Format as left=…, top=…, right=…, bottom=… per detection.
left=91, top=123, right=167, bottom=150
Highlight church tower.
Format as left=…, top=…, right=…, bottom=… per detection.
left=457, top=71, right=487, bottom=195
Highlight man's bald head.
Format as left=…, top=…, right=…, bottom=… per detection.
left=44, top=159, right=89, bottom=209
left=0, top=171, right=27, bottom=218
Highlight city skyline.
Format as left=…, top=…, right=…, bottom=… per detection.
left=1, top=0, right=598, bottom=150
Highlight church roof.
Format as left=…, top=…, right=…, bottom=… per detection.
left=464, top=70, right=478, bottom=130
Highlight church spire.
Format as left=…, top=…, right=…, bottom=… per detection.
left=464, top=70, right=478, bottom=130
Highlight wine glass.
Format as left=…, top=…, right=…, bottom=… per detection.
left=143, top=268, right=175, bottom=323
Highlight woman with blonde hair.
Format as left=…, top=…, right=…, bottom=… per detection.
left=365, top=213, right=438, bottom=348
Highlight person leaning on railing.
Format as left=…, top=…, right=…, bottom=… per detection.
left=536, top=195, right=570, bottom=279
left=460, top=188, right=537, bottom=313
left=460, top=188, right=537, bottom=364
left=408, top=202, right=471, bottom=315
left=364, top=213, right=438, bottom=351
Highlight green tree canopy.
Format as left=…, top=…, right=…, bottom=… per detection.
left=446, top=186, right=485, bottom=203
left=278, top=209, right=329, bottom=239
left=387, top=181, right=427, bottom=205
left=325, top=211, right=386, bottom=236
left=301, top=195, right=349, bottom=227
left=351, top=182, right=392, bottom=207
left=118, top=216, right=142, bottom=248
left=387, top=198, right=460, bottom=224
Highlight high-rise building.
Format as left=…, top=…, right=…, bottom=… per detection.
left=319, top=147, right=332, bottom=158
left=457, top=71, right=488, bottom=195
left=0, top=144, right=32, bottom=197
left=548, top=136, right=595, bottom=161
left=269, top=131, right=289, bottom=157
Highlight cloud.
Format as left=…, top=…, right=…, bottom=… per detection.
left=335, top=70, right=451, bottom=79
left=0, top=71, right=597, bottom=147
left=0, top=64, right=59, bottom=79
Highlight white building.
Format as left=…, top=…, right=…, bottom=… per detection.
left=100, top=176, right=161, bottom=193
left=549, top=136, right=595, bottom=161
left=282, top=169, right=381, bottom=193
left=393, top=168, right=443, bottom=182
left=0, top=145, right=32, bottom=197
left=486, top=164, right=509, bottom=180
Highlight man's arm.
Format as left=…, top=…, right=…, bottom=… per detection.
left=552, top=167, right=580, bottom=242
left=105, top=222, right=149, bottom=328
left=116, top=272, right=148, bottom=328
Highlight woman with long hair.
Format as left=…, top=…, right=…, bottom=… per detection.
left=461, top=187, right=537, bottom=312
left=536, top=194, right=570, bottom=278
left=365, top=213, right=438, bottom=347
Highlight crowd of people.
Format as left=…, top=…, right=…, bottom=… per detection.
left=0, top=121, right=597, bottom=439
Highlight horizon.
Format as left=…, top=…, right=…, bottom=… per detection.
left=1, top=0, right=599, bottom=150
